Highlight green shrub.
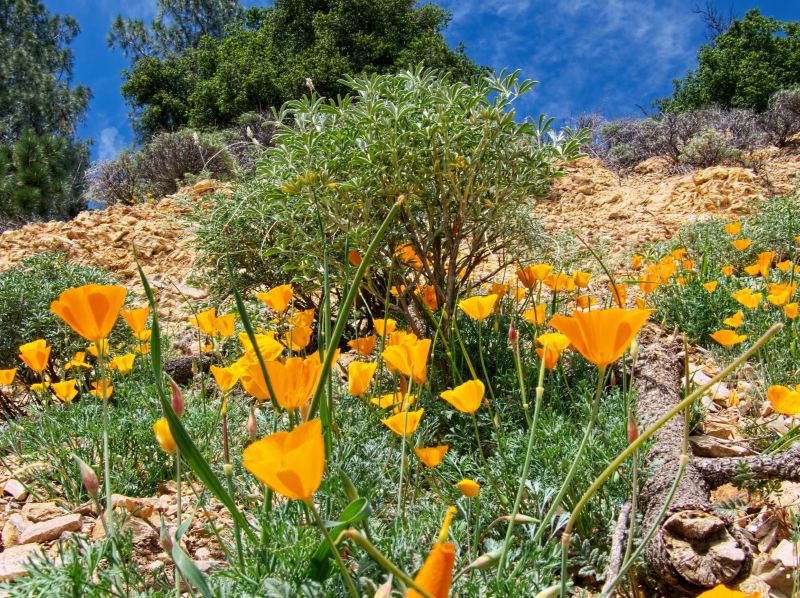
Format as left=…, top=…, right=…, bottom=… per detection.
left=679, top=127, right=740, bottom=167
left=0, top=253, right=120, bottom=369
left=193, top=68, right=586, bottom=328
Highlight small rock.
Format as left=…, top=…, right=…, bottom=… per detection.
left=689, top=434, right=754, bottom=458
left=771, top=539, right=799, bottom=569
left=1, top=514, right=28, bottom=548
left=18, top=513, right=82, bottom=544
left=194, top=546, right=212, bottom=560
left=111, top=494, right=156, bottom=519
left=21, top=502, right=66, bottom=522
left=0, top=543, right=43, bottom=582
left=2, top=479, right=28, bottom=501
left=143, top=560, right=165, bottom=574
left=175, top=284, right=207, bottom=300
left=194, top=560, right=221, bottom=574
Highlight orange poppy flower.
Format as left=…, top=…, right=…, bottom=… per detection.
left=109, top=353, right=136, bottom=375
left=517, top=264, right=552, bottom=288
left=724, top=221, right=742, bottom=236
left=120, top=307, right=149, bottom=334
left=214, top=314, right=236, bottom=337
left=730, top=238, right=752, bottom=251
left=697, top=586, right=759, bottom=598
left=514, top=287, right=527, bottom=302
left=65, top=351, right=90, bottom=370
left=348, top=361, right=377, bottom=396
left=256, top=284, right=293, bottom=314
left=549, top=308, right=652, bottom=368
left=608, top=283, right=627, bottom=307
left=776, top=260, right=792, bottom=272
left=51, top=379, right=78, bottom=403
left=536, top=333, right=571, bottom=369
left=522, top=303, right=547, bottom=325
left=638, top=273, right=660, bottom=295
left=723, top=311, right=744, bottom=328
left=414, top=445, right=449, bottom=468
left=189, top=308, right=218, bottom=336
left=440, top=380, right=485, bottom=414
left=243, top=419, right=325, bottom=501
left=572, top=271, right=592, bottom=288
left=703, top=281, right=718, bottom=293
left=635, top=297, right=647, bottom=309
left=387, top=330, right=418, bottom=346
left=670, top=248, right=687, bottom=260
left=210, top=365, right=239, bottom=392
left=90, top=379, right=113, bottom=399
left=373, top=318, right=397, bottom=337
left=417, top=285, right=439, bottom=311
left=382, top=338, right=431, bottom=385
left=682, top=259, right=694, bottom=271
left=630, top=254, right=644, bottom=270
left=731, top=288, right=762, bottom=309
left=721, top=265, right=734, bottom=276
left=135, top=343, right=150, bottom=355
left=86, top=339, right=109, bottom=358
left=544, top=273, right=575, bottom=293
left=458, top=295, right=499, bottom=321
left=575, top=295, right=598, bottom=309
left=153, top=418, right=176, bottom=453
left=283, top=325, right=312, bottom=351
left=710, top=329, right=747, bottom=347
left=395, top=244, right=424, bottom=269
left=347, top=335, right=377, bottom=356
left=134, top=329, right=152, bottom=342
left=491, top=282, right=509, bottom=297
left=370, top=392, right=416, bottom=413
left=766, top=384, right=800, bottom=415
left=408, top=506, right=457, bottom=598
left=785, top=302, right=798, bottom=319
left=381, top=409, right=424, bottom=436
left=456, top=479, right=480, bottom=497
left=0, top=368, right=16, bottom=386
left=50, top=284, right=127, bottom=342
left=241, top=355, right=321, bottom=411
left=19, top=339, right=51, bottom=373
left=29, top=382, right=50, bottom=393
left=237, top=332, right=284, bottom=361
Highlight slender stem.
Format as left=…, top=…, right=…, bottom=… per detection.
left=512, top=333, right=532, bottom=427
left=175, top=447, right=182, bottom=597
left=306, top=499, right=359, bottom=598
left=97, top=341, right=114, bottom=542
left=452, top=315, right=478, bottom=379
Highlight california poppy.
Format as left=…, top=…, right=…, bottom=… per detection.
left=210, top=365, right=240, bottom=392
left=373, top=318, right=397, bottom=337
left=87, top=339, right=109, bottom=358
left=291, top=309, right=316, bottom=328
left=418, top=285, right=439, bottom=311
left=153, top=418, right=176, bottom=453
left=214, top=314, right=236, bottom=337
left=730, top=238, right=752, bottom=251
left=491, top=282, right=509, bottom=297
left=110, top=353, right=136, bottom=375
left=283, top=325, right=312, bottom=351
left=458, top=295, right=498, bottom=321
left=724, top=222, right=742, bottom=236
left=638, top=273, right=660, bottom=295
left=135, top=329, right=152, bottom=343
left=241, top=355, right=321, bottom=411
left=671, top=248, right=687, bottom=260
left=721, top=265, right=734, bottom=276
left=723, top=311, right=744, bottom=328
left=0, top=368, right=16, bottom=386
left=544, top=273, right=575, bottom=293
left=51, top=379, right=78, bottom=403
left=381, top=409, right=424, bottom=436
left=189, top=308, right=218, bottom=336
left=382, top=339, right=431, bottom=385
left=766, top=384, right=800, bottom=415
left=120, top=307, right=149, bottom=334
left=776, top=260, right=792, bottom=272
left=785, top=302, right=798, bottom=319
left=572, top=271, right=592, bottom=288
left=608, top=283, right=626, bottom=307
left=703, top=281, right=718, bottom=293
left=347, top=336, right=377, bottom=356
left=414, top=445, right=449, bottom=468
left=348, top=361, right=377, bottom=396
left=576, top=295, right=598, bottom=309
left=256, top=284, right=293, bottom=314
left=731, top=288, right=762, bottom=309
left=51, top=284, right=127, bottom=342
left=243, top=419, right=325, bottom=500
left=710, top=329, right=747, bottom=347
left=237, top=332, right=284, bottom=361
left=549, top=308, right=652, bottom=368
left=90, top=379, right=114, bottom=399
left=440, top=380, right=485, bottom=414
left=630, top=254, right=644, bottom=270
left=456, top=479, right=480, bottom=497
left=65, top=351, right=90, bottom=370
left=523, top=304, right=547, bottom=325
left=395, top=244, right=424, bottom=269
left=517, top=264, right=552, bottom=288
left=19, top=339, right=51, bottom=373
left=348, top=249, right=362, bottom=267
left=536, top=333, right=571, bottom=369
left=407, top=506, right=457, bottom=598
left=697, top=584, right=760, bottom=598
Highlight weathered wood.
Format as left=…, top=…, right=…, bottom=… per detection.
left=635, top=326, right=751, bottom=595
left=694, top=444, right=800, bottom=488
left=601, top=501, right=631, bottom=597
left=164, top=354, right=213, bottom=385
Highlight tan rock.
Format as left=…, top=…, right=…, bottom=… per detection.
left=2, top=479, right=28, bottom=501
left=0, top=543, right=43, bottom=582
left=18, top=513, right=82, bottom=544
left=1, top=514, right=28, bottom=547
left=21, top=502, right=65, bottom=522
left=689, top=434, right=754, bottom=458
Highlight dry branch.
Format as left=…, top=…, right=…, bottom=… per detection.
left=694, top=444, right=800, bottom=488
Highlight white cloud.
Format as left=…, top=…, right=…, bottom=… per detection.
left=98, top=127, right=125, bottom=160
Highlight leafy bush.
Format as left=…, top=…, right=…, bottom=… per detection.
left=0, top=253, right=120, bottom=369
left=83, top=152, right=142, bottom=206
left=679, top=127, right=740, bottom=167
left=193, top=68, right=586, bottom=326
left=760, top=87, right=800, bottom=147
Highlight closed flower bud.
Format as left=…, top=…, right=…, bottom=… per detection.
left=627, top=414, right=639, bottom=444
left=171, top=379, right=184, bottom=417
left=223, top=463, right=233, bottom=476
left=508, top=322, right=518, bottom=345
left=247, top=406, right=258, bottom=438
left=74, top=455, right=99, bottom=498
left=630, top=338, right=639, bottom=359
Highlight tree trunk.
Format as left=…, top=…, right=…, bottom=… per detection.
left=634, top=326, right=751, bottom=596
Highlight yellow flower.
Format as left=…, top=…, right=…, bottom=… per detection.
left=671, top=248, right=687, bottom=260
left=766, top=384, right=800, bottom=415
left=373, top=318, right=397, bottom=337
left=291, top=309, right=316, bottom=328
left=65, top=351, right=90, bottom=370
left=382, top=338, right=431, bottom=385
left=630, top=254, right=644, bottom=270
left=544, top=273, right=575, bottom=293
left=381, top=409, right=424, bottom=436
left=608, top=283, right=626, bottom=307
left=30, top=382, right=50, bottom=393
left=456, top=479, right=480, bottom=497
left=697, top=585, right=759, bottom=598
left=386, top=330, right=418, bottom=346
left=638, top=273, right=660, bottom=295
left=407, top=507, right=457, bottom=598
left=723, top=311, right=744, bottom=328
left=19, top=339, right=51, bottom=373
left=51, top=284, right=127, bottom=341
left=710, top=329, right=747, bottom=347
left=109, top=353, right=136, bottom=375
left=237, top=332, right=284, bottom=361
left=418, top=284, right=439, bottom=311
left=189, top=307, right=217, bottom=335
left=439, top=380, right=485, bottom=414
left=549, top=308, right=652, bottom=368
left=283, top=325, right=312, bottom=351
left=457, top=295, right=499, bottom=321
left=134, top=329, right=152, bottom=342
left=491, top=282, right=509, bottom=297
left=517, top=263, right=552, bottom=288
left=522, top=304, right=547, bottom=325
left=730, top=238, right=752, bottom=251
left=572, top=270, right=592, bottom=288
left=514, top=287, right=526, bottom=302
left=135, top=343, right=150, bottom=355
left=87, top=339, right=109, bottom=358
left=536, top=333, right=571, bottom=369
left=153, top=418, right=176, bottom=453
left=214, top=313, right=236, bottom=337
left=785, top=302, right=798, bottom=319
left=703, top=281, right=718, bottom=293
left=575, top=295, right=597, bottom=309
left=414, top=445, right=448, bottom=468
left=210, top=365, right=240, bottom=392
left=721, top=264, right=734, bottom=276
left=731, top=288, right=762, bottom=309
left=347, top=335, right=377, bottom=356
left=120, top=307, right=149, bottom=334
left=347, top=361, right=377, bottom=396
left=256, top=284, right=293, bottom=314
left=724, top=221, right=742, bottom=235
left=51, top=379, right=78, bottom=403
left=0, top=368, right=16, bottom=386
left=395, top=244, right=424, bottom=269
left=241, top=355, right=321, bottom=411
left=776, top=259, right=792, bottom=272
left=90, top=379, right=113, bottom=399
left=370, top=392, right=416, bottom=413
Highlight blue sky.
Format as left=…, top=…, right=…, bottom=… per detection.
left=45, top=0, right=800, bottom=161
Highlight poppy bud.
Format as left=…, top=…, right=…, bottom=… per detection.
left=223, top=463, right=233, bottom=476
left=171, top=379, right=184, bottom=417
left=508, top=322, right=518, bottom=345
left=74, top=455, right=99, bottom=498
left=630, top=338, right=639, bottom=359
left=159, top=522, right=173, bottom=554
left=627, top=414, right=639, bottom=444
left=347, top=249, right=362, bottom=267
left=247, top=406, right=258, bottom=438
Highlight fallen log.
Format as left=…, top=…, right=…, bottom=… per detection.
left=694, top=444, right=800, bottom=488
left=635, top=326, right=752, bottom=595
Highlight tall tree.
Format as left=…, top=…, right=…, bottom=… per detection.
left=0, top=0, right=90, bottom=219
left=659, top=9, right=800, bottom=113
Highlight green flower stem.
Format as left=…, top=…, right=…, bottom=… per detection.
left=306, top=499, right=359, bottom=598
left=96, top=341, right=114, bottom=542
left=496, top=347, right=547, bottom=581
left=512, top=333, right=532, bottom=427
left=175, top=446, right=182, bottom=598
left=341, top=528, right=435, bottom=598
left=475, top=324, right=500, bottom=429
left=451, top=315, right=478, bottom=379
left=558, top=322, right=782, bottom=598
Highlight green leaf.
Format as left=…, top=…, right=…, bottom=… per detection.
left=306, top=498, right=371, bottom=581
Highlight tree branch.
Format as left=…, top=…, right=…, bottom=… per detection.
left=694, top=444, right=800, bottom=488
